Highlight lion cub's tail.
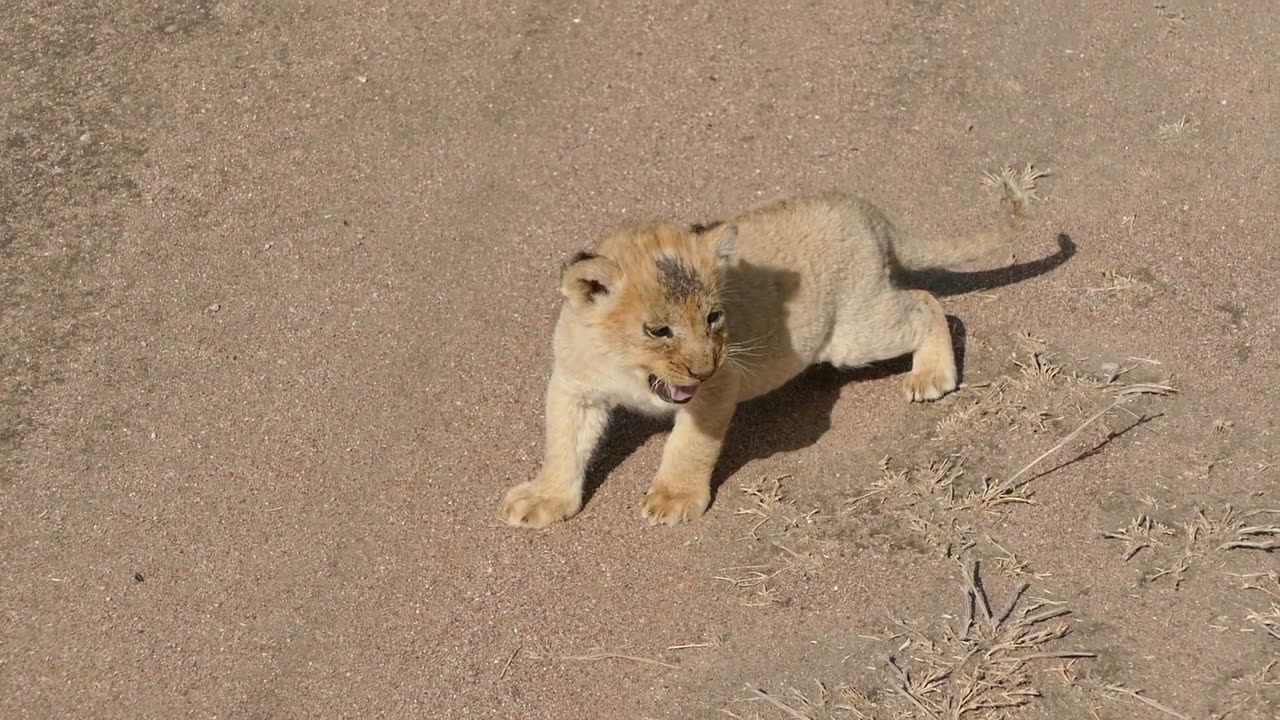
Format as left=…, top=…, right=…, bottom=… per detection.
left=889, top=175, right=1029, bottom=272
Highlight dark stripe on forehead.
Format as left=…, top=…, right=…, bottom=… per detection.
left=655, top=254, right=705, bottom=300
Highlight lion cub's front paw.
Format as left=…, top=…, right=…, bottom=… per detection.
left=502, top=482, right=580, bottom=528
left=903, top=362, right=958, bottom=402
left=641, top=484, right=710, bottom=526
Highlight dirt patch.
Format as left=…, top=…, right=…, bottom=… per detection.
left=0, top=2, right=161, bottom=485
left=2, top=2, right=1277, bottom=719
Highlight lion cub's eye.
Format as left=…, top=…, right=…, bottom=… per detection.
left=706, top=310, right=724, bottom=326
left=645, top=325, right=673, bottom=339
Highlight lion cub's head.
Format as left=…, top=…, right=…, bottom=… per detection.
left=560, top=222, right=736, bottom=405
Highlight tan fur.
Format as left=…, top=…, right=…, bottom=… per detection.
left=502, top=187, right=1026, bottom=527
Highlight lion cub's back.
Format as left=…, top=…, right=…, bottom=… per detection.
left=731, top=193, right=896, bottom=300
left=722, top=194, right=900, bottom=375
left=733, top=193, right=894, bottom=274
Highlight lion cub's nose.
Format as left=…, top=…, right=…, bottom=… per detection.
left=689, top=368, right=714, bottom=382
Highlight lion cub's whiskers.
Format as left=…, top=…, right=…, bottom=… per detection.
left=722, top=335, right=772, bottom=378
left=725, top=356, right=759, bottom=377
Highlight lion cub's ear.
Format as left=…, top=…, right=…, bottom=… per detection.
left=560, top=251, right=620, bottom=308
left=701, top=223, right=737, bottom=267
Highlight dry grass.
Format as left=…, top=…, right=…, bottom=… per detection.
left=936, top=403, right=985, bottom=435
left=522, top=639, right=679, bottom=670
left=740, top=682, right=901, bottom=720
left=1107, top=505, right=1280, bottom=588
left=714, top=551, right=823, bottom=590
left=1099, top=683, right=1192, bottom=719
left=1055, top=658, right=1197, bottom=719
left=1244, top=603, right=1280, bottom=641
left=736, top=561, right=1092, bottom=720
left=715, top=565, right=790, bottom=589
left=852, top=368, right=1174, bottom=559
left=1157, top=114, right=1198, bottom=142
left=843, top=456, right=910, bottom=506
left=1053, top=653, right=1211, bottom=719
left=936, top=377, right=1049, bottom=437
left=937, top=571, right=1087, bottom=707
left=1011, top=351, right=1063, bottom=387
left=1203, top=506, right=1280, bottom=552
left=847, top=456, right=966, bottom=509
left=1103, top=514, right=1176, bottom=560
left=1237, top=571, right=1280, bottom=640
left=982, top=535, right=1045, bottom=579
left=981, top=163, right=1051, bottom=202
left=953, top=474, right=1034, bottom=513
left=976, top=381, right=1176, bottom=503
left=737, top=475, right=820, bottom=540
left=843, top=456, right=978, bottom=557
left=722, top=476, right=829, bottom=606
left=1153, top=505, right=1280, bottom=588
left=728, top=339, right=1227, bottom=719
left=744, top=585, right=784, bottom=607
left=1083, top=269, right=1139, bottom=295
left=938, top=343, right=1168, bottom=441
left=1121, top=212, right=1138, bottom=238
left=1209, top=661, right=1280, bottom=720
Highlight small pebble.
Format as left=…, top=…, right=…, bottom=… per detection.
left=133, top=572, right=145, bottom=583
left=206, top=302, right=221, bottom=314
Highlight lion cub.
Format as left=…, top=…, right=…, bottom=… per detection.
left=503, top=188, right=1024, bottom=527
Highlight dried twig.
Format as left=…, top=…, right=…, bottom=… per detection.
left=1102, top=684, right=1192, bottom=720
left=1005, top=650, right=1097, bottom=662
left=667, top=641, right=719, bottom=651
left=498, top=646, right=520, bottom=679
left=964, top=559, right=994, bottom=624
left=744, top=686, right=814, bottom=720
left=561, top=652, right=677, bottom=669
left=886, top=657, right=941, bottom=719
left=990, top=383, right=1175, bottom=497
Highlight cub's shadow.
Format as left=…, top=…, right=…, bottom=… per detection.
left=897, top=233, right=1076, bottom=296
left=581, top=232, right=1076, bottom=508
left=583, top=342, right=926, bottom=506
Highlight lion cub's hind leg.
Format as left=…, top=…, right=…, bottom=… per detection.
left=824, top=289, right=958, bottom=402
left=899, top=290, right=958, bottom=402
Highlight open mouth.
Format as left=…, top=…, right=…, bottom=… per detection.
left=649, top=374, right=700, bottom=404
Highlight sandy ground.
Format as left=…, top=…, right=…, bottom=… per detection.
left=2, top=2, right=1277, bottom=718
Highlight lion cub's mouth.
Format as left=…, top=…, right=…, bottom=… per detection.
left=649, top=374, right=700, bottom=404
